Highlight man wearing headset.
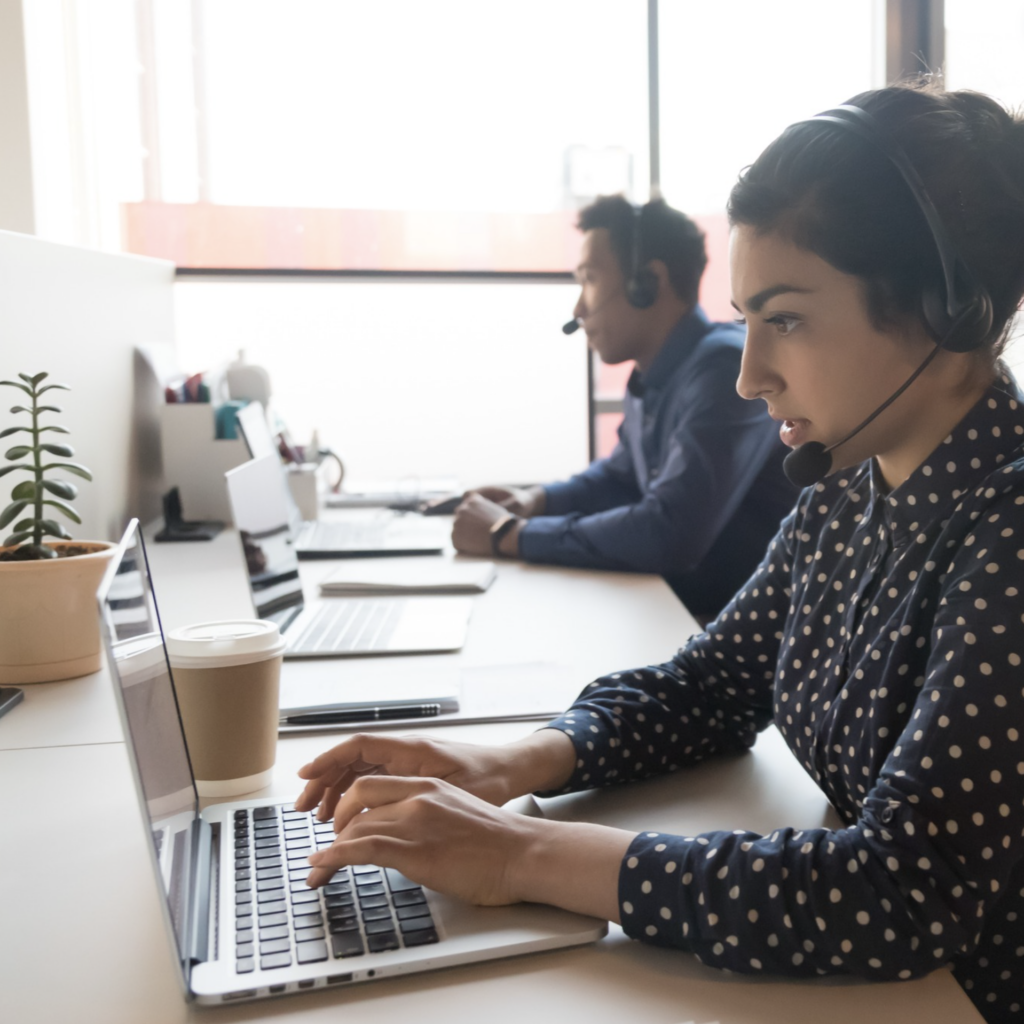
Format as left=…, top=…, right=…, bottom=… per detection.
left=451, top=195, right=794, bottom=620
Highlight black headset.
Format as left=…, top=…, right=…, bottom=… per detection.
left=625, top=202, right=659, bottom=310
left=798, top=104, right=993, bottom=353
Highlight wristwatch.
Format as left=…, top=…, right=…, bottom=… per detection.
left=489, top=513, right=522, bottom=557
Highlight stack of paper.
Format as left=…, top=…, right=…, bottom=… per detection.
left=319, top=559, right=497, bottom=596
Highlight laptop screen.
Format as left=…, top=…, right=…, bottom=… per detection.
left=98, top=520, right=198, bottom=984
left=224, top=455, right=306, bottom=628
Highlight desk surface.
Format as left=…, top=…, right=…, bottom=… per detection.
left=0, top=524, right=982, bottom=1023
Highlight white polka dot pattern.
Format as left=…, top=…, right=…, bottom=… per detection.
left=543, top=377, right=1024, bottom=1023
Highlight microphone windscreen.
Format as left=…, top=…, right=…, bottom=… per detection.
left=783, top=441, right=832, bottom=488
left=562, top=319, right=580, bottom=335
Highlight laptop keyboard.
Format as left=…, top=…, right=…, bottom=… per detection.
left=300, top=521, right=388, bottom=549
left=233, top=805, right=439, bottom=974
left=288, top=599, right=403, bottom=654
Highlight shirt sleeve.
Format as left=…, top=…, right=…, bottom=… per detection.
left=546, top=475, right=1024, bottom=983
left=518, top=347, right=780, bottom=576
left=541, top=435, right=642, bottom=517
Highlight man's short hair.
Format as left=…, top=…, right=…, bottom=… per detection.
left=577, top=195, right=708, bottom=306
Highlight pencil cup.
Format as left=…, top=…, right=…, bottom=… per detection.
left=166, top=620, right=286, bottom=798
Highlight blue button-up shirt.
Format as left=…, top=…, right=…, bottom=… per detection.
left=543, top=373, right=1024, bottom=1023
left=518, top=309, right=795, bottom=616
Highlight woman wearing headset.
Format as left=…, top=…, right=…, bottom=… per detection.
left=297, top=83, right=1024, bottom=1022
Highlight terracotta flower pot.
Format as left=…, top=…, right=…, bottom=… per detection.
left=0, top=541, right=118, bottom=684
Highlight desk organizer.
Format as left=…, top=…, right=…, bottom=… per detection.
left=159, top=404, right=248, bottom=522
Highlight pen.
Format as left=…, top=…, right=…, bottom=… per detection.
left=283, top=703, right=443, bottom=725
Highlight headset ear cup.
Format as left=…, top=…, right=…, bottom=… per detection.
left=922, top=286, right=994, bottom=353
left=627, top=267, right=659, bottom=309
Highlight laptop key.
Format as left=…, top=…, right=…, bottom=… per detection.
left=329, top=869, right=351, bottom=883
left=258, top=900, right=286, bottom=917
left=324, top=882, right=351, bottom=896
left=359, top=894, right=389, bottom=910
left=292, top=889, right=320, bottom=905
left=297, top=941, right=329, bottom=965
left=383, top=868, right=421, bottom=892
left=326, top=895, right=354, bottom=910
left=362, top=907, right=392, bottom=922
left=396, top=904, right=432, bottom=921
left=259, top=925, right=289, bottom=942
left=256, top=866, right=283, bottom=881
left=331, top=933, right=365, bottom=958
left=236, top=902, right=253, bottom=918
left=257, top=878, right=284, bottom=893
left=392, top=889, right=426, bottom=907
left=235, top=880, right=252, bottom=894
left=260, top=952, right=292, bottom=970
left=328, top=919, right=359, bottom=935
left=236, top=958, right=255, bottom=974
left=260, top=938, right=291, bottom=956
left=352, top=864, right=378, bottom=875
left=354, top=871, right=382, bottom=886
left=364, top=919, right=395, bottom=936
left=236, top=942, right=254, bottom=958
left=295, top=926, right=326, bottom=943
left=402, top=927, right=439, bottom=947
left=254, top=837, right=280, bottom=850
left=259, top=911, right=288, bottom=928
left=253, top=807, right=277, bottom=820
left=293, top=912, right=323, bottom=928
left=257, top=889, right=286, bottom=903
left=367, top=932, right=400, bottom=953
left=356, top=883, right=385, bottom=898
left=399, top=915, right=435, bottom=934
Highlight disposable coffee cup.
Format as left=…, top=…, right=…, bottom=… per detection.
left=166, top=620, right=286, bottom=798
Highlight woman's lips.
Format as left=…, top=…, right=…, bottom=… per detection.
left=779, top=418, right=812, bottom=448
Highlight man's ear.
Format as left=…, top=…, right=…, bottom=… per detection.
left=646, top=259, right=673, bottom=301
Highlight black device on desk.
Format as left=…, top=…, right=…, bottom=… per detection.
left=154, top=487, right=224, bottom=542
left=0, top=687, right=24, bottom=720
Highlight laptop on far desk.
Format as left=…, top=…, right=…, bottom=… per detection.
left=225, top=457, right=472, bottom=657
left=233, top=404, right=447, bottom=559
left=97, top=521, right=607, bottom=1007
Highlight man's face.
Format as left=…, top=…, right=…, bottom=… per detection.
left=573, top=228, right=647, bottom=365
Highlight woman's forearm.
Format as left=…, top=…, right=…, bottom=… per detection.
left=499, top=728, right=578, bottom=800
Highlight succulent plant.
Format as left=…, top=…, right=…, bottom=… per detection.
left=0, top=373, right=92, bottom=560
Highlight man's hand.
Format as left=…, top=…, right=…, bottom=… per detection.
left=469, top=485, right=546, bottom=518
left=451, top=494, right=523, bottom=557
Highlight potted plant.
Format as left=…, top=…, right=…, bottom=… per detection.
left=0, top=372, right=117, bottom=683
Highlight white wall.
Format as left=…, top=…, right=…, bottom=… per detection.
left=0, top=230, right=176, bottom=542
left=0, top=0, right=36, bottom=233
left=172, top=277, right=589, bottom=487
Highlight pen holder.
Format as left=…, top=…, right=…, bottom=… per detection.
left=159, top=404, right=248, bottom=522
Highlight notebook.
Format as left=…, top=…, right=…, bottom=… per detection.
left=225, top=457, right=473, bottom=657
left=97, top=520, right=607, bottom=1006
left=319, top=558, right=497, bottom=596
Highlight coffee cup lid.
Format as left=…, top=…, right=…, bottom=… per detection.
left=166, top=620, right=286, bottom=669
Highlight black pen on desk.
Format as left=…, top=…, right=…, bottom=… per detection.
left=283, top=703, right=443, bottom=726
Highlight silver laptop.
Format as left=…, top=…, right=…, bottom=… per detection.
left=234, top=405, right=445, bottom=558
left=97, top=521, right=607, bottom=1006
left=225, top=457, right=472, bottom=657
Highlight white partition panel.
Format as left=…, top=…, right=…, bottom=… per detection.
left=0, top=230, right=175, bottom=542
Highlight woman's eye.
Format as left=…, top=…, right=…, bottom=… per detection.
left=765, top=314, right=799, bottom=336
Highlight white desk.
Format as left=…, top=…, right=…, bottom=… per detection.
left=0, top=529, right=983, bottom=1023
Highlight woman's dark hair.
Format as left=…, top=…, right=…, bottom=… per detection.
left=727, top=82, right=1024, bottom=356
left=577, top=195, right=708, bottom=306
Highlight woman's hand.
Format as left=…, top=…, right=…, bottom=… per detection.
left=304, top=773, right=634, bottom=922
left=304, top=775, right=535, bottom=903
left=294, top=730, right=578, bottom=829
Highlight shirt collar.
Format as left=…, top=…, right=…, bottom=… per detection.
left=868, top=371, right=1024, bottom=539
left=626, top=306, right=711, bottom=399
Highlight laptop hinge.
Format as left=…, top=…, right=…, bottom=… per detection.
left=187, top=819, right=214, bottom=966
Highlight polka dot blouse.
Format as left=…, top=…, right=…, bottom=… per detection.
left=543, top=375, right=1024, bottom=1022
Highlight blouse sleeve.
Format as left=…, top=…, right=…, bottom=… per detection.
left=540, top=505, right=799, bottom=791
left=585, top=473, right=1024, bottom=981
